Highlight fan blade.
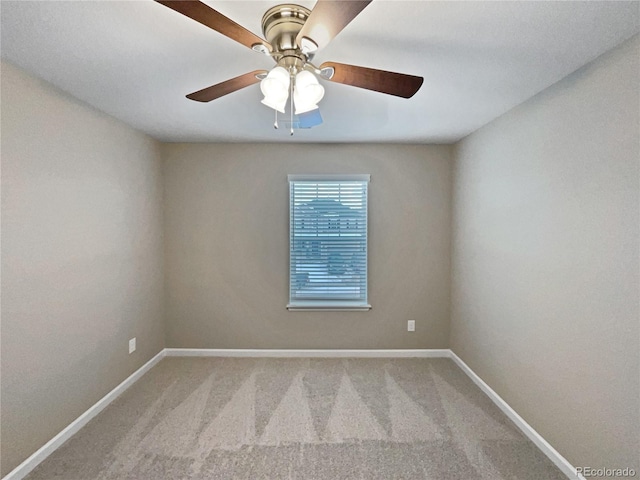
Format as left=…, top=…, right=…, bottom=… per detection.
left=186, top=70, right=267, bottom=102
left=320, top=62, right=423, bottom=99
left=156, top=1, right=271, bottom=52
left=296, top=1, right=371, bottom=51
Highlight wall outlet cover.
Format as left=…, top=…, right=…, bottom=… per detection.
left=129, top=338, right=136, bottom=354
left=407, top=320, right=415, bottom=332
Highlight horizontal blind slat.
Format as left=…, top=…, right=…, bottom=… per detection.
left=290, top=178, right=368, bottom=304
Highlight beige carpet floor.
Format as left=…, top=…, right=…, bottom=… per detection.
left=25, top=357, right=566, bottom=479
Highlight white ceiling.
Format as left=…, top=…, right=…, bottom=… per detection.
left=2, top=1, right=638, bottom=143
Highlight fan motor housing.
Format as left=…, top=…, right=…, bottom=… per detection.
left=261, top=4, right=311, bottom=53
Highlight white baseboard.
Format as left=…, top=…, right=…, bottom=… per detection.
left=4, top=347, right=582, bottom=480
left=3, top=349, right=166, bottom=480
left=449, top=351, right=583, bottom=480
left=164, top=348, right=451, bottom=358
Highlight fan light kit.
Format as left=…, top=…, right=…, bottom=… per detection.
left=156, top=1, right=424, bottom=135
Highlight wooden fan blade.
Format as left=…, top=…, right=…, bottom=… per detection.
left=320, top=61, right=423, bottom=99
left=296, top=1, right=371, bottom=51
left=186, top=70, right=267, bottom=102
left=156, top=1, right=271, bottom=52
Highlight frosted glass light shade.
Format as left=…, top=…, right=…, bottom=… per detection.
left=260, top=66, right=290, bottom=97
left=261, top=96, right=288, bottom=114
left=293, top=88, right=318, bottom=114
left=295, top=71, right=324, bottom=103
left=261, top=66, right=290, bottom=113
left=293, top=70, right=324, bottom=114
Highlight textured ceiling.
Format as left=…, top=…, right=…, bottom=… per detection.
left=1, top=1, right=638, bottom=143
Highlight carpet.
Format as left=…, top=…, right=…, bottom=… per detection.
left=25, top=357, right=566, bottom=479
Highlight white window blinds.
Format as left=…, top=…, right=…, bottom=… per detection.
left=288, top=175, right=370, bottom=310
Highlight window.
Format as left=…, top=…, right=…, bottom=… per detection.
left=288, top=175, right=370, bottom=311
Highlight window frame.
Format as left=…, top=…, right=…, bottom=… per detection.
left=287, top=174, right=371, bottom=311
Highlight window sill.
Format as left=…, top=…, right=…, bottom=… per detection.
left=287, top=302, right=372, bottom=312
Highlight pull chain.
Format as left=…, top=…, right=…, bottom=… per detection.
left=274, top=108, right=278, bottom=129
left=290, top=71, right=294, bottom=136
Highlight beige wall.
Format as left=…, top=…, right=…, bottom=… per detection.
left=1, top=61, right=165, bottom=475
left=163, top=143, right=452, bottom=349
left=450, top=34, right=639, bottom=475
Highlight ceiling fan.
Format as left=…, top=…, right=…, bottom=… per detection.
left=156, top=1, right=424, bottom=132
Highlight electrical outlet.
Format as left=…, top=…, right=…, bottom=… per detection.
left=407, top=320, right=415, bottom=332
left=129, top=337, right=136, bottom=354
